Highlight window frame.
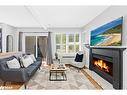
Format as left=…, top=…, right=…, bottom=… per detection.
left=55, top=32, right=81, bottom=54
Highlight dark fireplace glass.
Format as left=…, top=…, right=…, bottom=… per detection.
left=93, top=57, right=113, bottom=76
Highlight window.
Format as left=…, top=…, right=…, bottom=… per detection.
left=75, top=44, right=79, bottom=52
left=56, top=45, right=61, bottom=52
left=56, top=34, right=61, bottom=44
left=68, top=45, right=74, bottom=53
left=62, top=34, right=66, bottom=44
left=56, top=33, right=66, bottom=53
left=56, top=33, right=80, bottom=53
left=75, top=34, right=79, bottom=42
left=61, top=45, right=66, bottom=52
left=69, top=34, right=74, bottom=42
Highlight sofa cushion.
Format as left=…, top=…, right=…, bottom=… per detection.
left=7, top=58, right=21, bottom=69
left=26, top=60, right=41, bottom=76
left=26, top=64, right=38, bottom=77
left=32, top=61, right=42, bottom=67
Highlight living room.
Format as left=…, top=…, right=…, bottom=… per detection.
left=0, top=2, right=127, bottom=94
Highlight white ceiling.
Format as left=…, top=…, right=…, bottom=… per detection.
left=0, top=6, right=109, bottom=28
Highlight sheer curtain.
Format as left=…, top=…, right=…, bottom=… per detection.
left=46, top=32, right=53, bottom=64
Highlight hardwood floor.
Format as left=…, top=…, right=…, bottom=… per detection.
left=81, top=68, right=103, bottom=90
left=0, top=81, right=23, bottom=90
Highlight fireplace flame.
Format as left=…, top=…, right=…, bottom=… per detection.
left=94, top=60, right=109, bottom=72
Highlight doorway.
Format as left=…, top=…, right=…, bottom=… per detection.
left=6, top=35, right=13, bottom=52
left=25, top=36, right=47, bottom=61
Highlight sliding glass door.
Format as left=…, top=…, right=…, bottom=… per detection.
left=25, top=36, right=47, bottom=60
left=25, top=36, right=36, bottom=55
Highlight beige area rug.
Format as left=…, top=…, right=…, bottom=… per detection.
left=20, top=66, right=96, bottom=90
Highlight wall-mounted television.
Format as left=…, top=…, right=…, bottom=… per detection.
left=90, top=17, right=123, bottom=46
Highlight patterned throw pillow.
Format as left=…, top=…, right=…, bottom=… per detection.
left=7, top=58, right=21, bottom=69
left=29, top=54, right=36, bottom=62
left=20, top=56, right=34, bottom=68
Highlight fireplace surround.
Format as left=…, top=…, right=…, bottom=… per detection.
left=89, top=47, right=126, bottom=89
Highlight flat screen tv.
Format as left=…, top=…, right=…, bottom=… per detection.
left=90, top=17, right=123, bottom=46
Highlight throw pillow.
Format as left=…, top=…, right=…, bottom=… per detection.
left=21, top=56, right=33, bottom=68
left=74, top=53, right=84, bottom=62
left=24, top=55, right=34, bottom=63
left=7, top=58, right=21, bottom=69
left=29, top=54, right=36, bottom=62
left=28, top=56, right=34, bottom=63
left=19, top=57, right=24, bottom=68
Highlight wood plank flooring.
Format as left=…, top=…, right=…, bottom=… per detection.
left=81, top=68, right=103, bottom=90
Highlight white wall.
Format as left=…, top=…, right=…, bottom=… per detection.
left=81, top=31, right=90, bottom=67
left=83, top=6, right=127, bottom=89
left=0, top=23, right=18, bottom=52
left=17, top=27, right=47, bottom=33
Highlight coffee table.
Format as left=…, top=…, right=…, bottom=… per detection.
left=49, top=64, right=67, bottom=81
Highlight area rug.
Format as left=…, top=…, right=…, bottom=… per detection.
left=20, top=66, right=96, bottom=90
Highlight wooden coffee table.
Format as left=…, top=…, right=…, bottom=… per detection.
left=49, top=64, right=67, bottom=81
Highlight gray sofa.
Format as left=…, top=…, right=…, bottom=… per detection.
left=0, top=55, right=42, bottom=89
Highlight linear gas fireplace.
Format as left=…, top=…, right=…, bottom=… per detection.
left=89, top=47, right=126, bottom=89
left=93, top=57, right=113, bottom=76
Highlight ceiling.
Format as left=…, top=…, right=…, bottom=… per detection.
left=0, top=6, right=109, bottom=28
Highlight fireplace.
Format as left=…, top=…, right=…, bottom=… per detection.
left=93, top=57, right=113, bottom=76
left=89, top=47, right=126, bottom=89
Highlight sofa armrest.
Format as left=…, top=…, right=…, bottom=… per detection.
left=36, top=57, right=42, bottom=61
left=1, top=68, right=29, bottom=82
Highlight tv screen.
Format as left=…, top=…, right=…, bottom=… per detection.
left=90, top=17, right=123, bottom=46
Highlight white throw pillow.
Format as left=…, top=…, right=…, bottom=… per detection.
left=28, top=56, right=34, bottom=63
left=22, top=56, right=33, bottom=68
left=7, top=58, right=20, bottom=69
left=29, top=54, right=36, bottom=62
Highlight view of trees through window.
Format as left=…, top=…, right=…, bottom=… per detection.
left=56, top=33, right=80, bottom=53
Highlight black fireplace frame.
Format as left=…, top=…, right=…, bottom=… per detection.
left=89, top=47, right=126, bottom=89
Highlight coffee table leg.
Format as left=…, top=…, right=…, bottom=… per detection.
left=49, top=71, right=51, bottom=81
left=56, top=71, right=57, bottom=80
left=64, top=72, right=67, bottom=81
left=61, top=72, right=64, bottom=80
left=61, top=72, right=67, bottom=81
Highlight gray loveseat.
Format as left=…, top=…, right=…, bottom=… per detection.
left=0, top=55, right=42, bottom=89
